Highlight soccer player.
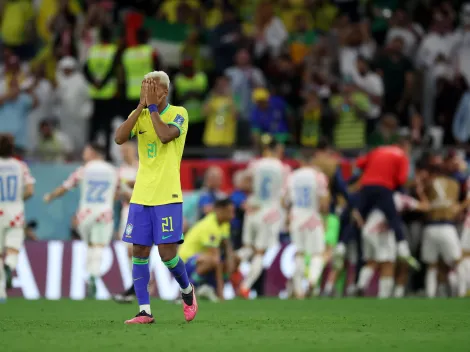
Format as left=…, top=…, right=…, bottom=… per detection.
left=357, top=192, right=429, bottom=298
left=114, top=72, right=197, bottom=324
left=238, top=138, right=289, bottom=298
left=334, top=138, right=418, bottom=269
left=178, top=198, right=235, bottom=301
left=285, top=152, right=329, bottom=298
left=421, top=165, right=466, bottom=298
left=0, top=134, right=35, bottom=301
left=44, top=143, right=119, bottom=297
left=113, top=142, right=139, bottom=303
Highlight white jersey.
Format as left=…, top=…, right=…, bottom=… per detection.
left=287, top=167, right=328, bottom=213
left=0, top=157, right=35, bottom=222
left=63, top=160, right=119, bottom=213
left=248, top=157, right=289, bottom=207
left=364, top=192, right=419, bottom=235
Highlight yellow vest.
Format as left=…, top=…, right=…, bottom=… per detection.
left=87, top=44, right=117, bottom=99
left=122, top=45, right=153, bottom=100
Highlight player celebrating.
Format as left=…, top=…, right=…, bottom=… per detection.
left=285, top=152, right=329, bottom=298
left=114, top=72, right=196, bottom=324
left=0, top=134, right=35, bottom=301
left=113, top=143, right=139, bottom=303
left=357, top=192, right=429, bottom=298
left=238, top=137, right=289, bottom=299
left=44, top=143, right=119, bottom=297
left=178, top=198, right=235, bottom=301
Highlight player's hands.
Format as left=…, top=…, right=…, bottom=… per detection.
left=43, top=193, right=52, bottom=203
left=139, top=79, right=147, bottom=107
left=146, top=79, right=165, bottom=106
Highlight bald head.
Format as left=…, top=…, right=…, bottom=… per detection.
left=204, top=166, right=223, bottom=190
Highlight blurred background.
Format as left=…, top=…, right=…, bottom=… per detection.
left=2, top=0, right=470, bottom=298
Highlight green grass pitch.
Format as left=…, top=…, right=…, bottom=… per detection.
left=1, top=298, right=470, bottom=351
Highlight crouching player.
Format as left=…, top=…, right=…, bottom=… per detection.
left=178, top=198, right=235, bottom=301
left=0, top=134, right=35, bottom=301
left=357, top=192, right=429, bottom=298
left=285, top=152, right=330, bottom=298
left=44, top=143, right=119, bottom=298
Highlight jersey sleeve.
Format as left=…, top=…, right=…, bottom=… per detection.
left=317, top=172, right=329, bottom=197
left=21, top=162, right=35, bottom=185
left=128, top=110, right=141, bottom=139
left=400, top=194, right=420, bottom=211
left=168, top=108, right=188, bottom=137
left=62, top=167, right=84, bottom=190
left=355, top=153, right=369, bottom=170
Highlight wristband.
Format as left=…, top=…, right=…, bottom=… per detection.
left=148, top=104, right=158, bottom=113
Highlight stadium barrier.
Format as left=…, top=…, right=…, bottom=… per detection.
left=9, top=241, right=380, bottom=299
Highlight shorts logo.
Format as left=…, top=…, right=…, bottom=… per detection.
left=125, top=223, right=133, bottom=238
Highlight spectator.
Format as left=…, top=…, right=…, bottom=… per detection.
left=300, top=90, right=326, bottom=147
left=0, top=70, right=38, bottom=156
left=225, top=48, right=266, bottom=120
left=254, top=2, right=288, bottom=62
left=230, top=169, right=251, bottom=250
left=174, top=58, right=208, bottom=146
left=375, top=36, right=414, bottom=123
left=181, top=30, right=204, bottom=72
left=34, top=119, right=73, bottom=162
left=401, top=112, right=431, bottom=147
left=203, top=75, right=237, bottom=147
left=50, top=0, right=79, bottom=59
left=84, top=26, right=118, bottom=158
left=209, top=6, right=242, bottom=75
left=385, top=9, right=424, bottom=58
left=269, top=54, right=302, bottom=108
left=368, top=113, right=400, bottom=147
left=250, top=88, right=292, bottom=145
left=338, top=21, right=376, bottom=79
left=55, top=56, right=93, bottom=151
left=37, top=0, right=82, bottom=42
left=0, top=0, right=36, bottom=60
left=305, top=39, right=335, bottom=92
left=351, top=55, right=384, bottom=133
left=311, top=0, right=339, bottom=33
left=288, top=12, right=317, bottom=65
left=451, top=3, right=470, bottom=86
left=198, top=166, right=226, bottom=219
left=452, top=78, right=470, bottom=144
left=158, top=0, right=199, bottom=24
left=330, top=79, right=369, bottom=149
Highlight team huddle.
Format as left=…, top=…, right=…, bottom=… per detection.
left=1, top=70, right=470, bottom=324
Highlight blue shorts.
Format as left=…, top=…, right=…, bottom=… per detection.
left=122, top=203, right=184, bottom=246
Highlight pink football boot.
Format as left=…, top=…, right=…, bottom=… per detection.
left=124, top=311, right=155, bottom=324
left=182, top=284, right=198, bottom=322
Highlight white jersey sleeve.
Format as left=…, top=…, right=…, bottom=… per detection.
left=63, top=166, right=84, bottom=190
left=393, top=192, right=419, bottom=212
left=21, top=161, right=35, bottom=185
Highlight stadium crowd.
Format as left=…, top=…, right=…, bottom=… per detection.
left=1, top=0, right=470, bottom=300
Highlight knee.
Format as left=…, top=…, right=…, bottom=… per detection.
left=158, top=244, right=177, bottom=262
left=133, top=244, right=152, bottom=258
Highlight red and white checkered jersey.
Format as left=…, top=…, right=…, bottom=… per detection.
left=0, top=157, right=35, bottom=208
left=63, top=160, right=119, bottom=211
left=247, top=157, right=289, bottom=206
left=287, top=167, right=328, bottom=212
left=364, top=192, right=419, bottom=235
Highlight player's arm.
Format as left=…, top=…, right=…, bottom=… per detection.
left=222, top=237, right=235, bottom=275
left=21, top=162, right=35, bottom=200
left=114, top=104, right=144, bottom=145
left=146, top=80, right=182, bottom=144
left=317, top=173, right=330, bottom=216
left=44, top=167, right=82, bottom=203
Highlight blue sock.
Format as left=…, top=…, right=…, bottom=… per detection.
left=163, top=256, right=191, bottom=292
left=132, top=256, right=150, bottom=306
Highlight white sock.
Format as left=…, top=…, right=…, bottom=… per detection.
left=309, top=256, right=324, bottom=287
left=139, top=304, right=151, bottom=315
left=357, top=266, right=374, bottom=290
left=0, top=259, right=6, bottom=299
left=378, top=277, right=394, bottom=298
left=346, top=284, right=357, bottom=296
left=181, top=284, right=192, bottom=294
left=397, top=241, right=411, bottom=258
left=324, top=281, right=334, bottom=295
left=293, top=255, right=305, bottom=296
left=448, top=270, right=459, bottom=297
left=456, top=262, right=467, bottom=298
left=4, top=252, right=18, bottom=270
left=425, top=268, right=438, bottom=298
left=394, top=285, right=405, bottom=298
left=87, top=247, right=103, bottom=278
left=242, top=254, right=263, bottom=290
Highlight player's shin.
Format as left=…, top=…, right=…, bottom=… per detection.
left=241, top=253, right=264, bottom=292
left=0, top=258, right=6, bottom=300
left=132, top=256, right=151, bottom=314
left=293, top=254, right=305, bottom=298
left=357, top=265, right=374, bottom=291
left=378, top=277, right=394, bottom=298
left=163, top=256, right=192, bottom=294
left=425, top=266, right=438, bottom=298
left=456, top=261, right=467, bottom=297
left=4, top=248, right=19, bottom=271
left=309, top=255, right=324, bottom=289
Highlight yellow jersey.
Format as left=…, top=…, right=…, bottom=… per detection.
left=129, top=104, right=188, bottom=206
left=178, top=213, right=230, bottom=262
